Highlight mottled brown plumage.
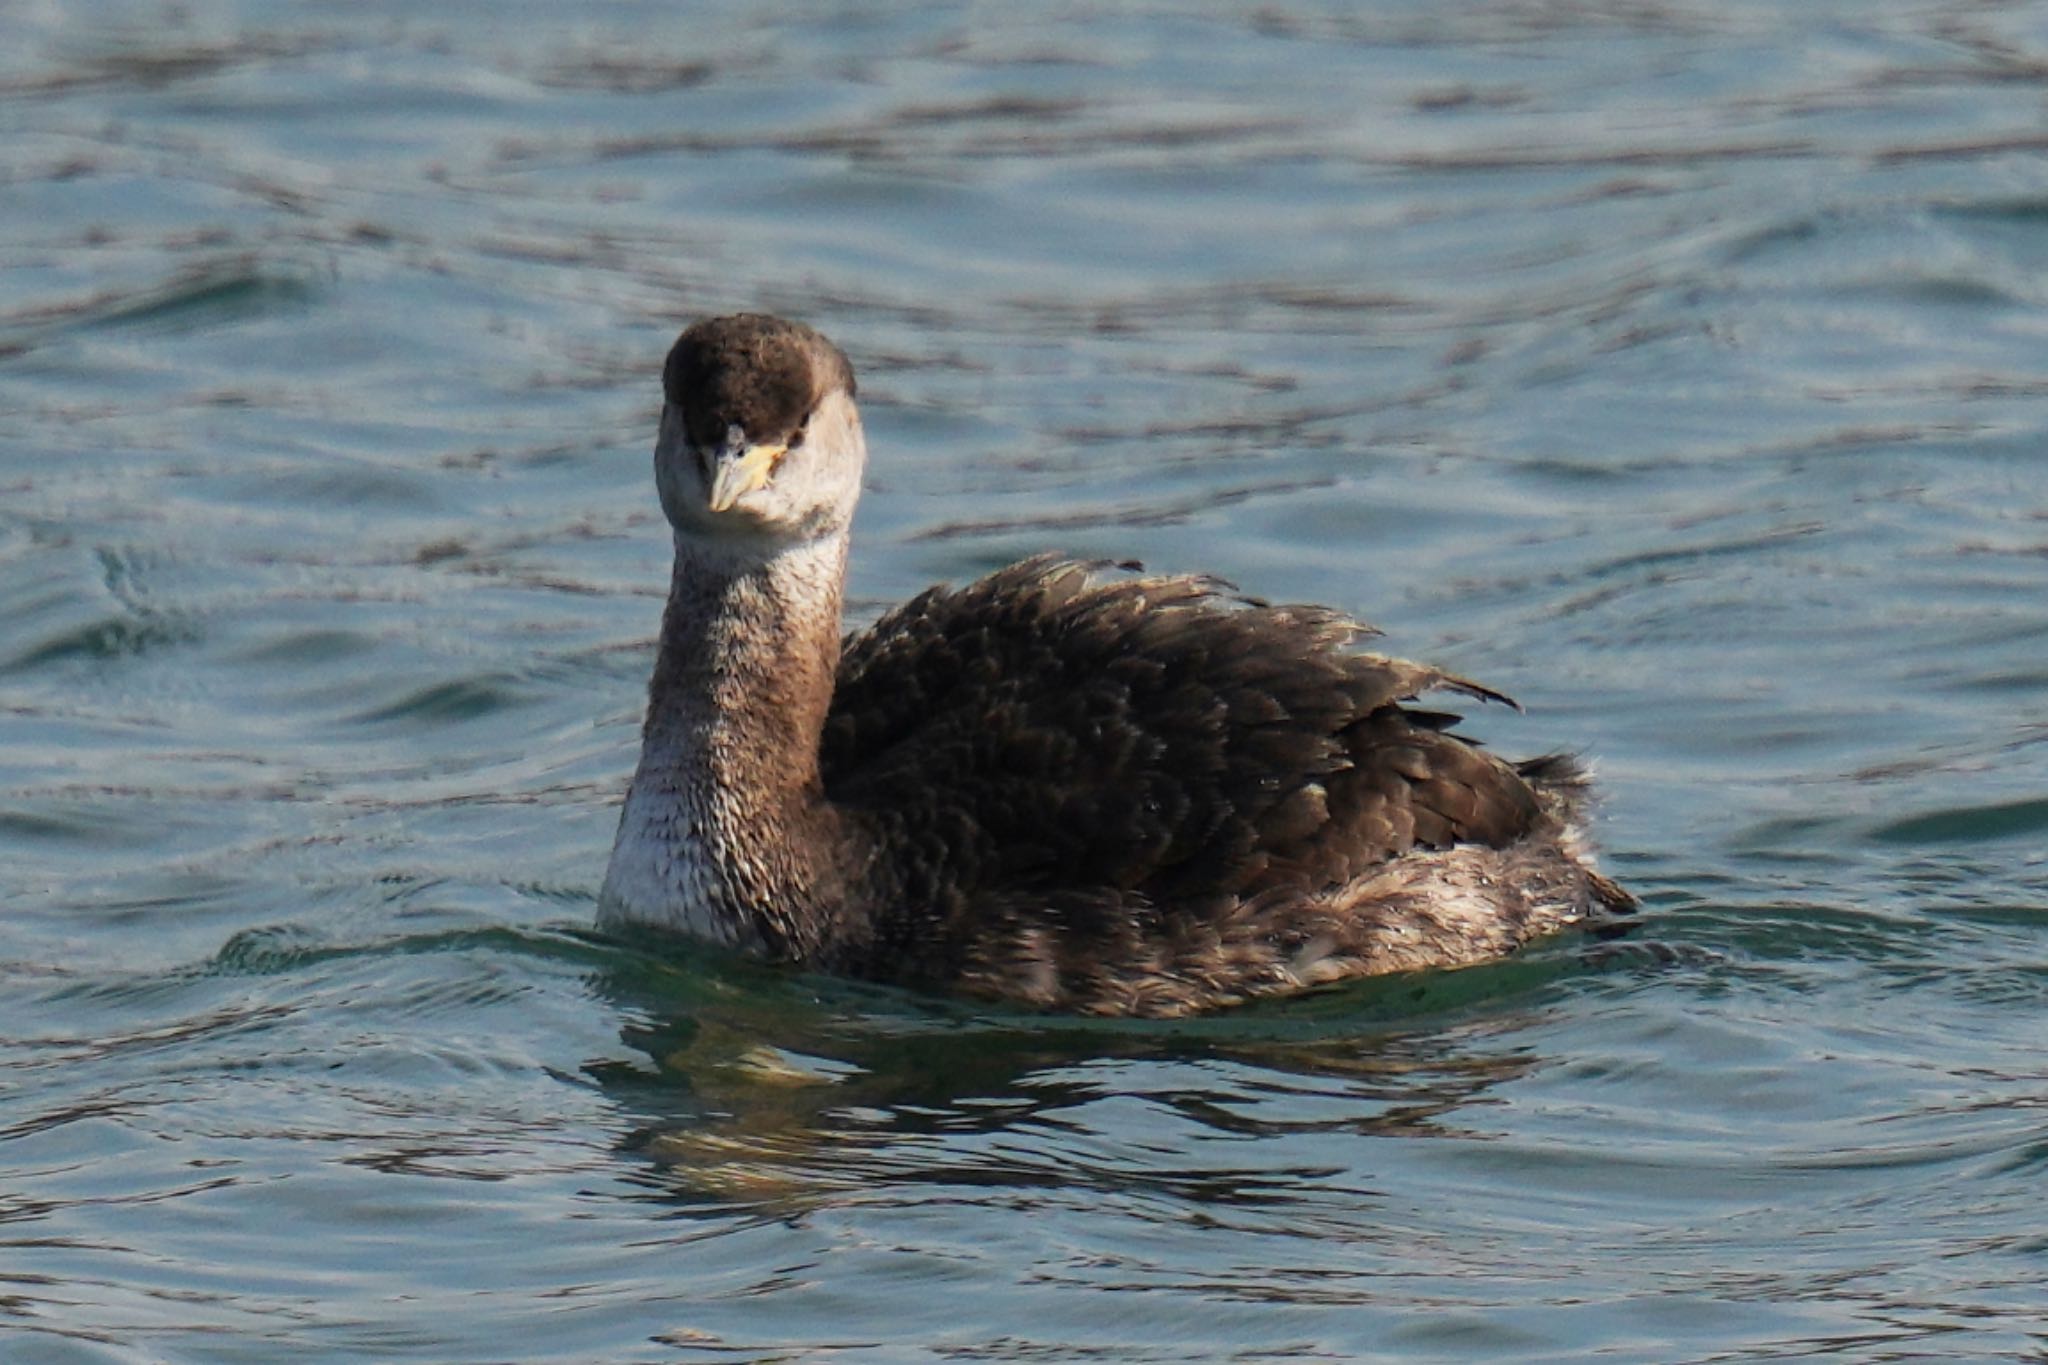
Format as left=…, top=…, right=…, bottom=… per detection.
left=601, top=314, right=1633, bottom=1017
left=815, top=556, right=1631, bottom=1010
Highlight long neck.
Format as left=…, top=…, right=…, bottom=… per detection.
left=601, top=530, right=852, bottom=956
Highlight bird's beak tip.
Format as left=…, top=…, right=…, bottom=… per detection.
left=706, top=442, right=785, bottom=512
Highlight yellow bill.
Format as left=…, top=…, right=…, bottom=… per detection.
left=707, top=442, right=786, bottom=512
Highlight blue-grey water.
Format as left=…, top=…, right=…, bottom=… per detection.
left=4, top=2, right=2046, bottom=1359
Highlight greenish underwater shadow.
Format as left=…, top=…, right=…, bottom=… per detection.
left=203, top=906, right=1678, bottom=1210
left=575, top=920, right=1665, bottom=1209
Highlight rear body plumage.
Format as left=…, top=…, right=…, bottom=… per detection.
left=815, top=556, right=1630, bottom=1014
left=599, top=314, right=1632, bottom=1017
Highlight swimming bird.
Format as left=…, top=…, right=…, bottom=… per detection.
left=599, top=314, right=1632, bottom=1016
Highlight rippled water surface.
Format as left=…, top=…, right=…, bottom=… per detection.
left=5, top=1, right=2048, bottom=1359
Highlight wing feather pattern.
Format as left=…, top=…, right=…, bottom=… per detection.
left=817, top=556, right=1583, bottom=1003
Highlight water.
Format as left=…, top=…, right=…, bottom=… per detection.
left=4, top=1, right=2046, bottom=1358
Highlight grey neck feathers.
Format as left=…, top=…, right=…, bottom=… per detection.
left=600, top=530, right=853, bottom=955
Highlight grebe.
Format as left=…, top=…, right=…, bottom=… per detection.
left=600, top=314, right=1631, bottom=1016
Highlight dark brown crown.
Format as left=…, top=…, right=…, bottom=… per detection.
left=662, top=314, right=855, bottom=448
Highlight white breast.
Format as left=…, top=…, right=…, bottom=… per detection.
left=596, top=734, right=747, bottom=945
